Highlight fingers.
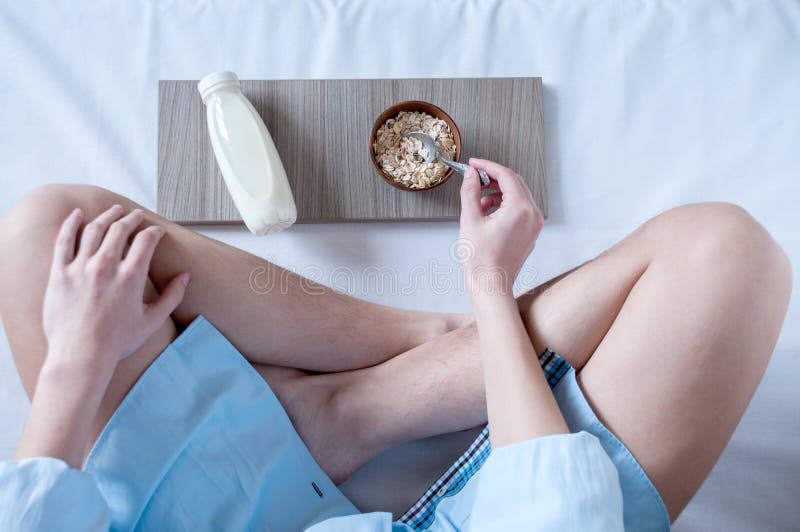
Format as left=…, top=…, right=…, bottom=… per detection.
left=52, top=209, right=83, bottom=267
left=124, top=225, right=165, bottom=275
left=98, top=209, right=145, bottom=258
left=144, top=272, right=190, bottom=331
left=459, top=166, right=483, bottom=223
left=77, top=204, right=124, bottom=259
left=469, top=158, right=529, bottom=202
left=480, top=192, right=502, bottom=214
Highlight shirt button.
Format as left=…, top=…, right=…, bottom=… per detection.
left=437, top=486, right=447, bottom=497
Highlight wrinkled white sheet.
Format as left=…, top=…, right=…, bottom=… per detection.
left=0, top=1, right=797, bottom=530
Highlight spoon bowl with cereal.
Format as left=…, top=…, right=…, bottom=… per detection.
left=407, top=132, right=490, bottom=187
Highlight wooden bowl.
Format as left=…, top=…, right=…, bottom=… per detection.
left=369, top=101, right=462, bottom=192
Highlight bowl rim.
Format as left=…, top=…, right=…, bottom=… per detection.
left=369, top=100, right=462, bottom=192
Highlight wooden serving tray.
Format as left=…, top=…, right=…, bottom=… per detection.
left=157, top=78, right=546, bottom=223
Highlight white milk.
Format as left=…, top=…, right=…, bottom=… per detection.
left=198, top=71, right=297, bottom=235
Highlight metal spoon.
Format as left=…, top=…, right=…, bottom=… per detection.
left=408, top=132, right=490, bottom=186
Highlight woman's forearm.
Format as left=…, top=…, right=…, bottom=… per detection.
left=13, top=350, right=114, bottom=469
left=472, top=293, right=569, bottom=448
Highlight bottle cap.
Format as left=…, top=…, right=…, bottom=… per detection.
left=198, top=71, right=240, bottom=103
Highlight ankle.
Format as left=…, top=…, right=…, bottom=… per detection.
left=325, top=377, right=384, bottom=464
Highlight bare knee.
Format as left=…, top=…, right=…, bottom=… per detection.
left=647, top=201, right=757, bottom=245
left=0, top=184, right=126, bottom=298
left=0, top=184, right=120, bottom=248
left=4, top=183, right=119, bottom=222
left=647, top=201, right=792, bottom=356
left=647, top=202, right=790, bottom=283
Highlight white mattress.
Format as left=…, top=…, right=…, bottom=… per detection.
left=0, top=1, right=797, bottom=529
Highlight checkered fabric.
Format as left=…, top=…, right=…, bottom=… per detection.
left=397, top=348, right=571, bottom=529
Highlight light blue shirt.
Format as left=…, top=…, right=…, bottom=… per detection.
left=0, top=431, right=624, bottom=531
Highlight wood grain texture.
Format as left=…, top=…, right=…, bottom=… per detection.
left=158, top=78, right=547, bottom=223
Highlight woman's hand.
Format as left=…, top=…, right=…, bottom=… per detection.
left=457, top=158, right=544, bottom=297
left=43, top=205, right=189, bottom=373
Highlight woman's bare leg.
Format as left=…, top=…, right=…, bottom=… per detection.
left=318, top=202, right=791, bottom=520
left=0, top=184, right=466, bottom=378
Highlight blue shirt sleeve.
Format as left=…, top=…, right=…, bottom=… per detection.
left=468, top=431, right=625, bottom=531
left=0, top=457, right=110, bottom=531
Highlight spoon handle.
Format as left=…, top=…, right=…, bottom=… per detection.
left=440, top=157, right=491, bottom=186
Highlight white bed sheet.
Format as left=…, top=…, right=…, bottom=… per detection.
left=0, top=1, right=797, bottom=530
